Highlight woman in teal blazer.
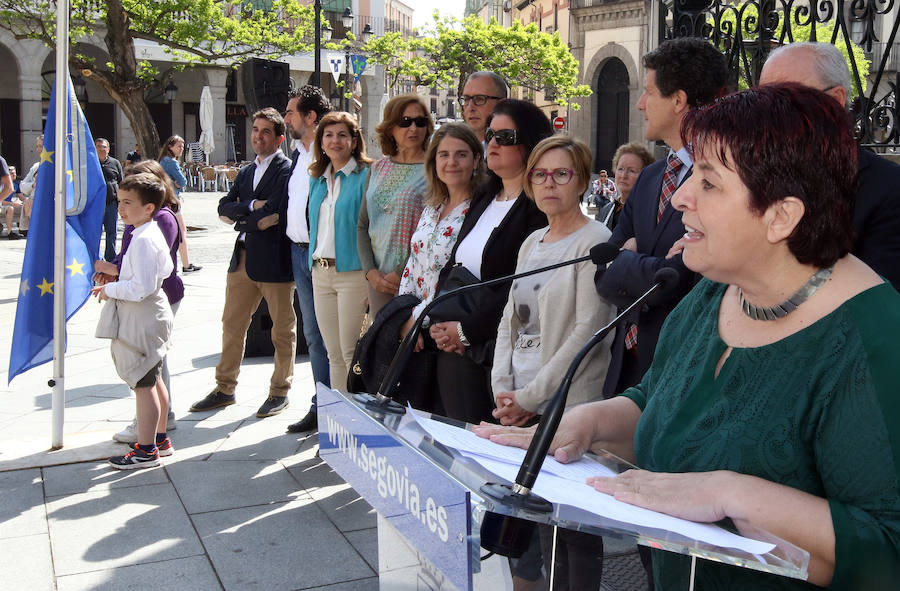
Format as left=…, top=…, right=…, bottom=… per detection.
left=307, top=112, right=372, bottom=391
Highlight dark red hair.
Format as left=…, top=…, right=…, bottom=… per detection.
left=681, top=83, right=857, bottom=267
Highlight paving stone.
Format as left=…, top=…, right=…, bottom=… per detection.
left=43, top=458, right=170, bottom=497
left=191, top=498, right=375, bottom=590
left=345, top=527, right=378, bottom=572
left=0, top=468, right=46, bottom=538
left=167, top=459, right=306, bottom=514
left=0, top=533, right=54, bottom=591
left=286, top=458, right=376, bottom=533
left=156, top=418, right=238, bottom=462
left=211, top=418, right=305, bottom=461
left=303, top=577, right=380, bottom=591
left=46, top=481, right=205, bottom=576
left=56, top=555, right=222, bottom=591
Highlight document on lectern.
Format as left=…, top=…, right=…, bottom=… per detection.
left=409, top=407, right=776, bottom=556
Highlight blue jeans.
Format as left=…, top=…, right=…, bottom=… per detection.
left=291, top=242, right=330, bottom=410
left=103, top=202, right=118, bottom=261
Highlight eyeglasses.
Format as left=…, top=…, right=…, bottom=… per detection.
left=528, top=168, right=576, bottom=185
left=457, top=94, right=503, bottom=107
left=397, top=116, right=429, bottom=128
left=484, top=128, right=519, bottom=146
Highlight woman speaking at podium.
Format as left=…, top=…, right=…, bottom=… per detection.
left=476, top=84, right=900, bottom=589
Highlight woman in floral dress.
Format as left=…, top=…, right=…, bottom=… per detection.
left=398, top=123, right=485, bottom=351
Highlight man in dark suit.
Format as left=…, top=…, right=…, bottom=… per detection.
left=189, top=108, right=296, bottom=418
left=759, top=42, right=900, bottom=290
left=596, top=39, right=729, bottom=399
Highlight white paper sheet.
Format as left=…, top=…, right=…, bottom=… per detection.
left=409, top=408, right=776, bottom=556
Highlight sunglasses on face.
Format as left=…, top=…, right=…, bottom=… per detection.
left=485, top=128, right=519, bottom=146
left=397, top=116, right=429, bottom=128
left=528, top=168, right=576, bottom=185
left=457, top=94, right=503, bottom=107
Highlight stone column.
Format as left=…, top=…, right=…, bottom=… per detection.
left=207, top=68, right=228, bottom=164
left=16, top=40, right=51, bottom=166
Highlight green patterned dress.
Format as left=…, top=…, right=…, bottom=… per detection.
left=622, top=279, right=900, bottom=590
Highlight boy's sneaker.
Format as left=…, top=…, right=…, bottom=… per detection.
left=113, top=415, right=177, bottom=443
left=108, top=447, right=160, bottom=470
left=130, top=438, right=174, bottom=457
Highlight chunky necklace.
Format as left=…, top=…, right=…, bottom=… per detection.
left=738, top=266, right=833, bottom=321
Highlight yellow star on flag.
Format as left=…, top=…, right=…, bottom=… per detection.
left=66, top=170, right=73, bottom=183
left=37, top=278, right=54, bottom=296
left=20, top=278, right=30, bottom=296
left=66, top=258, right=85, bottom=276
left=40, top=149, right=54, bottom=164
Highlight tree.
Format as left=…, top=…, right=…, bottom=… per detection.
left=0, top=0, right=317, bottom=156
left=364, top=14, right=592, bottom=107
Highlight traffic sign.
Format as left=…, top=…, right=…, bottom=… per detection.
left=553, top=116, right=566, bottom=130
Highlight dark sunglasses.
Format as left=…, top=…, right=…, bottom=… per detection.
left=485, top=128, right=519, bottom=146
left=398, top=116, right=429, bottom=128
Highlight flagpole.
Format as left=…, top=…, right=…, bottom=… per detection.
left=51, top=0, right=70, bottom=449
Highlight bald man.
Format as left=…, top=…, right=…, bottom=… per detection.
left=760, top=42, right=900, bottom=290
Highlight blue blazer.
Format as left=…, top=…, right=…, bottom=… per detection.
left=595, top=157, right=697, bottom=398
left=307, top=162, right=370, bottom=271
left=218, top=151, right=293, bottom=282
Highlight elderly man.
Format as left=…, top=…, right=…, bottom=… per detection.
left=96, top=138, right=124, bottom=261
left=190, top=107, right=296, bottom=418
left=459, top=71, right=508, bottom=143
left=759, top=41, right=900, bottom=290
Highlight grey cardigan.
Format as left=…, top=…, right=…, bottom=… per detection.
left=491, top=219, right=616, bottom=413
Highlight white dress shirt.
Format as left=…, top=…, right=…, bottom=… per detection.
left=286, top=143, right=315, bottom=244
left=104, top=221, right=173, bottom=302
left=313, top=157, right=357, bottom=261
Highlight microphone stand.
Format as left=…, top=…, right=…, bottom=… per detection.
left=478, top=267, right=679, bottom=557
left=354, top=244, right=621, bottom=415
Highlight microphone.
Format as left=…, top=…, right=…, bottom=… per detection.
left=479, top=267, right=681, bottom=525
left=353, top=242, right=622, bottom=414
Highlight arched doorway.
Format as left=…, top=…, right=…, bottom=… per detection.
left=594, top=58, right=629, bottom=173
left=0, top=42, right=22, bottom=169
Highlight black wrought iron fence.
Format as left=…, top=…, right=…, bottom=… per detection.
left=663, top=0, right=900, bottom=149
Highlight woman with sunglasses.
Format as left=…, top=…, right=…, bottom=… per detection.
left=428, top=99, right=553, bottom=424
left=357, top=94, right=432, bottom=318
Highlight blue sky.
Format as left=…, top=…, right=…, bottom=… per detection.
left=411, top=0, right=466, bottom=29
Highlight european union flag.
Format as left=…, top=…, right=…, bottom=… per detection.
left=8, top=76, right=105, bottom=382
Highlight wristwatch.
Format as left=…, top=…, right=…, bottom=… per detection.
left=457, top=323, right=470, bottom=347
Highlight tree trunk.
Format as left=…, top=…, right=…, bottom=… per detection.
left=117, top=88, right=161, bottom=160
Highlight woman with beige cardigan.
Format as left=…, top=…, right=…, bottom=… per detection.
left=491, top=136, right=616, bottom=427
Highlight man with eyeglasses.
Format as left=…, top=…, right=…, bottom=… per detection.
left=759, top=42, right=900, bottom=291
left=458, top=71, right=508, bottom=143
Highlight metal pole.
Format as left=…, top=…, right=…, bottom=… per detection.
left=51, top=0, right=70, bottom=449
left=313, top=0, right=322, bottom=87
left=344, top=49, right=350, bottom=112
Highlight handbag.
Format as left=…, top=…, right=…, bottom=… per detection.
left=427, top=264, right=482, bottom=323
left=428, top=264, right=496, bottom=369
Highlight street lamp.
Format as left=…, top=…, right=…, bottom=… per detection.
left=164, top=80, right=178, bottom=103
left=313, top=0, right=333, bottom=88
left=72, top=75, right=87, bottom=102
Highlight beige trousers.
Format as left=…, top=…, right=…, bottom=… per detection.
left=216, top=252, right=296, bottom=397
left=312, top=266, right=367, bottom=391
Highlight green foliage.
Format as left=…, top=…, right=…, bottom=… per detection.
left=364, top=13, right=592, bottom=108
left=714, top=2, right=870, bottom=98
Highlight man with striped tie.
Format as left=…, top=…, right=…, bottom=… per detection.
left=595, top=38, right=729, bottom=401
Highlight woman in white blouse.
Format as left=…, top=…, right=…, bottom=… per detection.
left=307, top=112, right=373, bottom=391
left=398, top=123, right=485, bottom=349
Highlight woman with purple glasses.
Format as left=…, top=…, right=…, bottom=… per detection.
left=357, top=94, right=433, bottom=318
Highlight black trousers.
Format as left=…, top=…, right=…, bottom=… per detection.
left=538, top=525, right=605, bottom=591
left=435, top=351, right=495, bottom=424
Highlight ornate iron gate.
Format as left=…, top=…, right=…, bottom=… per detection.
left=662, top=0, right=900, bottom=149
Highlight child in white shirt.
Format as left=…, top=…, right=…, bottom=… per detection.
left=93, top=173, right=174, bottom=469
